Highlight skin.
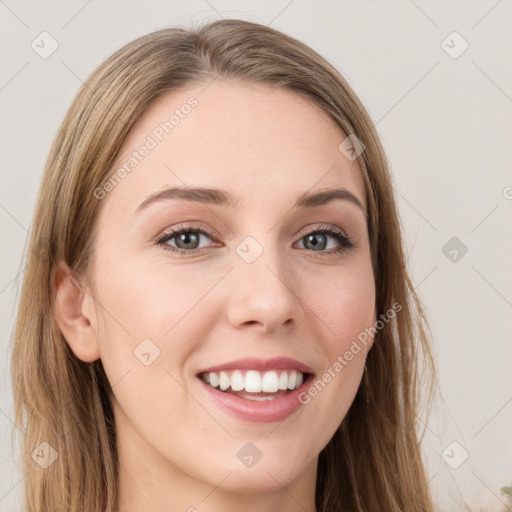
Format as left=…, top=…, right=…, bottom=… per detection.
left=54, top=80, right=376, bottom=512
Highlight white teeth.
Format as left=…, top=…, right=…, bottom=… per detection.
left=244, top=395, right=278, bottom=401
left=287, top=370, right=297, bottom=390
left=278, top=371, right=288, bottom=390
left=219, top=371, right=230, bottom=391
left=230, top=370, right=244, bottom=391
left=261, top=371, right=279, bottom=392
left=209, top=372, right=219, bottom=388
left=201, top=369, right=306, bottom=393
left=245, top=370, right=261, bottom=392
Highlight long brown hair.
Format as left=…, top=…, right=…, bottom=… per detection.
left=10, top=19, right=437, bottom=512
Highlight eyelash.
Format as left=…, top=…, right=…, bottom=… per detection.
left=155, top=223, right=354, bottom=257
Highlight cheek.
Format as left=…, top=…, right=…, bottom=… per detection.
left=94, top=255, right=224, bottom=339
left=299, top=265, right=375, bottom=432
left=90, top=258, right=210, bottom=438
left=312, top=265, right=376, bottom=351
left=91, top=255, right=231, bottom=399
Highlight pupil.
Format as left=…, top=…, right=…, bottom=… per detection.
left=177, top=232, right=199, bottom=249
left=306, top=233, right=326, bottom=250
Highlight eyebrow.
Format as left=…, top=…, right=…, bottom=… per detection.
left=135, top=186, right=366, bottom=215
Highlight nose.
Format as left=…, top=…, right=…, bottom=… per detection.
left=226, top=242, right=303, bottom=335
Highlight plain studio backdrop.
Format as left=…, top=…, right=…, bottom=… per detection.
left=0, top=1, right=511, bottom=511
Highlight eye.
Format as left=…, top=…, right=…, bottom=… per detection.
left=295, top=225, right=354, bottom=255
left=156, top=224, right=218, bottom=254
left=155, top=224, right=354, bottom=256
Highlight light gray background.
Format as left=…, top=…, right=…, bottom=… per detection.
left=1, top=1, right=511, bottom=511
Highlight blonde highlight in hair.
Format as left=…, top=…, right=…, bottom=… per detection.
left=11, top=19, right=437, bottom=512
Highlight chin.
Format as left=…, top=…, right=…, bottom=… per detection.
left=212, top=465, right=305, bottom=494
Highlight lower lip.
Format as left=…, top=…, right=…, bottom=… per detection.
left=198, top=374, right=314, bottom=423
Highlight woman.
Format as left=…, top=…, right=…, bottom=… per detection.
left=11, top=18, right=437, bottom=512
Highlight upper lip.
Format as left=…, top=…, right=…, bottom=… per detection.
left=197, top=356, right=314, bottom=376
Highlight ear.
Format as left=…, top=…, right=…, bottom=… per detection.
left=52, top=262, right=100, bottom=362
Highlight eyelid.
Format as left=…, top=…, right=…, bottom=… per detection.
left=154, top=216, right=358, bottom=261
left=295, top=222, right=349, bottom=240
left=155, top=222, right=218, bottom=242
left=156, top=222, right=350, bottom=245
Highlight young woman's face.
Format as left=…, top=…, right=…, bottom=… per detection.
left=84, top=80, right=376, bottom=501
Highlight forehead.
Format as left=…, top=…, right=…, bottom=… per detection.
left=101, top=80, right=365, bottom=216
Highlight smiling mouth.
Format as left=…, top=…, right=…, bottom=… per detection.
left=198, top=369, right=310, bottom=401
